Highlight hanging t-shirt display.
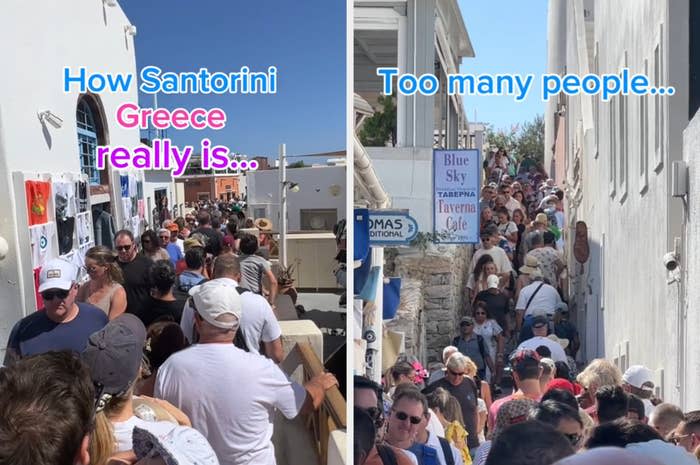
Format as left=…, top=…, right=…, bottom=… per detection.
left=56, top=217, right=75, bottom=255
left=77, top=181, right=88, bottom=213
left=138, top=199, right=145, bottom=219
left=30, top=222, right=57, bottom=268
left=77, top=212, right=92, bottom=247
left=120, top=175, right=129, bottom=198
left=53, top=181, right=77, bottom=219
left=25, top=180, right=51, bottom=226
left=128, top=175, right=137, bottom=200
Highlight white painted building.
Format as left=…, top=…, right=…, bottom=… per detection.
left=545, top=0, right=700, bottom=407
left=246, top=164, right=346, bottom=232
left=355, top=0, right=474, bottom=231
left=0, top=1, right=145, bottom=349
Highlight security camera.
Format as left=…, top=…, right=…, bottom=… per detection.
left=663, top=251, right=678, bottom=271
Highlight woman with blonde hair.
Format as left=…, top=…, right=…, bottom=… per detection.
left=77, top=245, right=127, bottom=319
left=427, top=387, right=472, bottom=464
left=576, top=358, right=623, bottom=414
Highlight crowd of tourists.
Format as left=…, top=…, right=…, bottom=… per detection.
left=354, top=149, right=700, bottom=465
left=0, top=200, right=338, bottom=465
left=355, top=349, right=700, bottom=465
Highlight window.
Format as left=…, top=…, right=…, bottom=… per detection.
left=253, top=207, right=267, bottom=219
left=618, top=52, right=628, bottom=202
left=609, top=96, right=616, bottom=197
left=300, top=209, right=338, bottom=231
left=594, top=43, right=600, bottom=159
left=640, top=59, right=649, bottom=194
left=77, top=100, right=100, bottom=185
left=618, top=97, right=627, bottom=201
left=653, top=24, right=664, bottom=172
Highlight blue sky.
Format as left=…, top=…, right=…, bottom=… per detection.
left=119, top=1, right=346, bottom=159
left=457, top=0, right=547, bottom=131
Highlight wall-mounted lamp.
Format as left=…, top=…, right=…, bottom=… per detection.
left=124, top=25, right=137, bottom=36
left=103, top=0, right=118, bottom=6
left=282, top=181, right=300, bottom=193
left=38, top=110, right=63, bottom=129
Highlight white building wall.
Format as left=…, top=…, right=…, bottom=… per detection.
left=246, top=166, right=346, bottom=232
left=682, top=113, right=700, bottom=410
left=554, top=0, right=689, bottom=405
left=0, top=1, right=140, bottom=345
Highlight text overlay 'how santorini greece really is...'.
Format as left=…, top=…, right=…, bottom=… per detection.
left=63, top=66, right=279, bottom=176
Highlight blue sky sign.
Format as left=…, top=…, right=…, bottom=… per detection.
left=368, top=210, right=419, bottom=246
left=433, top=149, right=481, bottom=243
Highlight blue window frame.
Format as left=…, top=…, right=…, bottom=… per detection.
left=77, top=100, right=100, bottom=185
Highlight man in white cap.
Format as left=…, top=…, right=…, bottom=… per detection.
left=155, top=280, right=338, bottom=465
left=622, top=365, right=657, bottom=418
left=4, top=258, right=108, bottom=365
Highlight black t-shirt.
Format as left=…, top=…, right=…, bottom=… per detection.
left=475, top=290, right=509, bottom=323
left=118, top=255, right=153, bottom=320
left=423, top=377, right=480, bottom=449
left=140, top=296, right=186, bottom=329
left=195, top=227, right=222, bottom=257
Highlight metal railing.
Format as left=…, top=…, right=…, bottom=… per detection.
left=281, top=342, right=346, bottom=464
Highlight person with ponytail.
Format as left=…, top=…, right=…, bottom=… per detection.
left=77, top=245, right=127, bottom=319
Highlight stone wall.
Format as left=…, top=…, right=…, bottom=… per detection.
left=390, top=244, right=473, bottom=364
left=385, top=278, right=425, bottom=362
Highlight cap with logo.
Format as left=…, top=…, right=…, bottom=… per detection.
left=460, top=316, right=474, bottom=326
left=38, top=258, right=78, bottom=292
left=487, top=274, right=500, bottom=289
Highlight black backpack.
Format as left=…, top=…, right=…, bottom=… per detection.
left=233, top=287, right=249, bottom=352
left=438, top=437, right=456, bottom=465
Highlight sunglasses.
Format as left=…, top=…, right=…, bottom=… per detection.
left=461, top=322, right=473, bottom=327
left=393, top=410, right=422, bottom=425
left=475, top=312, right=486, bottom=315
left=669, top=433, right=692, bottom=445
left=159, top=235, right=170, bottom=239
left=41, top=289, right=70, bottom=301
left=448, top=368, right=465, bottom=377
left=116, top=244, right=133, bottom=251
left=84, top=265, right=100, bottom=273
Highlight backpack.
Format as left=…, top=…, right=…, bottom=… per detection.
left=452, top=334, right=487, bottom=365
left=438, top=437, right=456, bottom=465
left=233, top=287, right=250, bottom=352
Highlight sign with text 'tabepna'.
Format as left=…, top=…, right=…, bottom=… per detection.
left=369, top=210, right=418, bottom=246
left=433, top=149, right=480, bottom=243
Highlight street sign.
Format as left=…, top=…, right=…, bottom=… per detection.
left=369, top=210, right=419, bottom=246
left=433, top=149, right=480, bottom=243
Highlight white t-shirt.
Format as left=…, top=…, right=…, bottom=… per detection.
left=505, top=197, right=524, bottom=216
left=516, top=336, right=568, bottom=364
left=515, top=281, right=562, bottom=316
left=180, top=278, right=282, bottom=355
left=426, top=408, right=445, bottom=438
left=470, top=246, right=513, bottom=275
left=155, top=344, right=307, bottom=465
left=112, top=415, right=177, bottom=453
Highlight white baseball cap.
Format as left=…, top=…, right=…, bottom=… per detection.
left=189, top=280, right=241, bottom=330
left=38, top=258, right=78, bottom=293
left=487, top=274, right=500, bottom=289
left=133, top=425, right=219, bottom=465
left=622, top=365, right=655, bottom=391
